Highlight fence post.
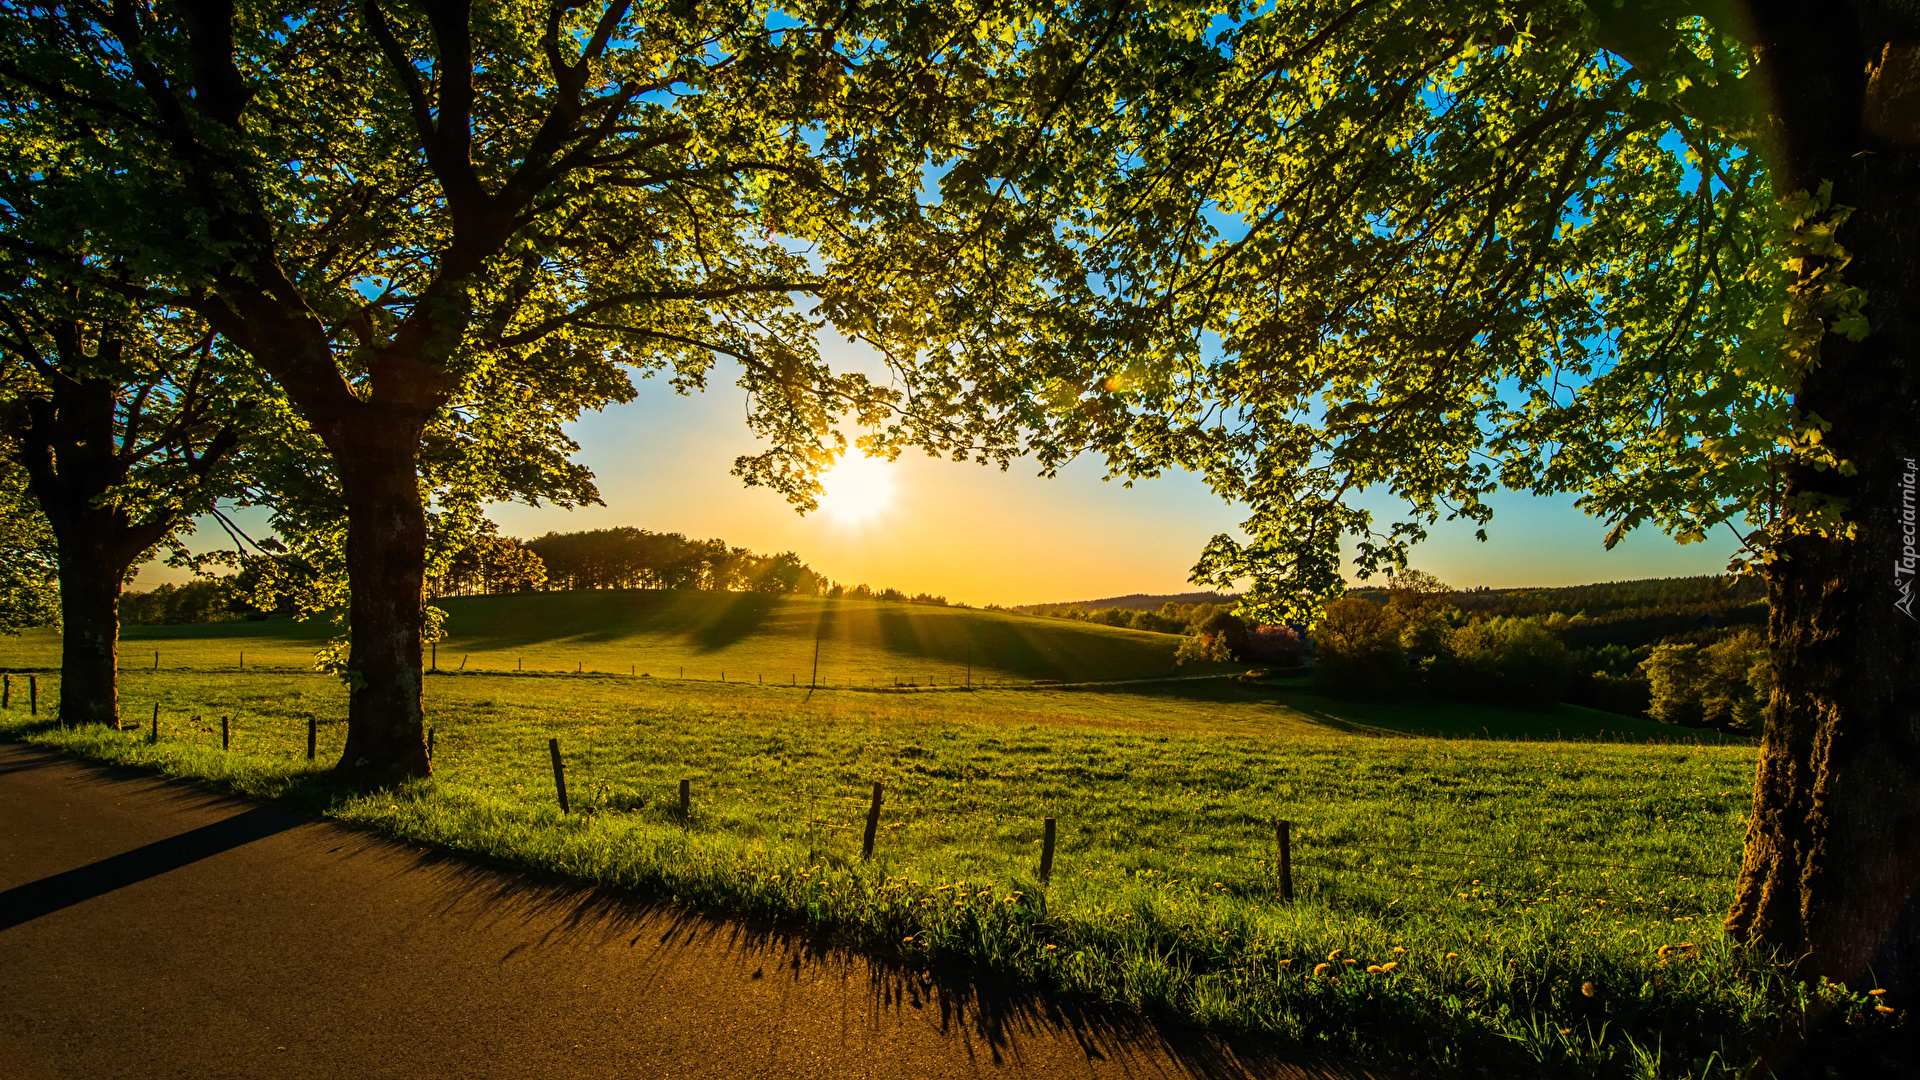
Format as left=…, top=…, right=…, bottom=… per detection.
left=1039, top=817, right=1057, bottom=884
left=548, top=738, right=570, bottom=813
left=150, top=707, right=158, bottom=743
left=153, top=650, right=159, bottom=671
left=1276, top=820, right=1294, bottom=902
left=679, top=778, right=691, bottom=820
left=29, top=675, right=37, bottom=716
left=862, top=781, right=884, bottom=860
left=427, top=726, right=435, bottom=759
left=239, top=651, right=245, bottom=671
left=222, top=715, right=230, bottom=751
left=307, top=715, right=317, bottom=761
left=3, top=673, right=9, bottom=709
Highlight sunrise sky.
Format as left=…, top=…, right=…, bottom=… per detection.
left=143, top=337, right=1740, bottom=605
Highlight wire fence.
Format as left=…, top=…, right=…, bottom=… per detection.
left=29, top=683, right=1745, bottom=923
left=530, top=733, right=1742, bottom=921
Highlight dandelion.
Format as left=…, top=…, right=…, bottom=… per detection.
left=1312, top=963, right=1331, bottom=977
left=1380, top=962, right=1398, bottom=973
left=1445, top=952, right=1459, bottom=961
left=1581, top=982, right=1597, bottom=998
left=1870, top=989, right=1888, bottom=997
left=1392, top=947, right=1406, bottom=955
left=1877, top=1005, right=1896, bottom=1014
left=1045, top=944, right=1058, bottom=951
left=1343, top=958, right=1357, bottom=966
left=1327, top=949, right=1342, bottom=961
left=1366, top=965, right=1383, bottom=974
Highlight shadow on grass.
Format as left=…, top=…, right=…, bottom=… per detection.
left=387, top=840, right=1406, bottom=1080
left=1062, top=678, right=1750, bottom=744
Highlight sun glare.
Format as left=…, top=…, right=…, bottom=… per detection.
left=819, top=453, right=896, bottom=524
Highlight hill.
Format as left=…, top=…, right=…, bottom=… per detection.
left=1015, top=590, right=1237, bottom=613
left=0, top=591, right=1225, bottom=686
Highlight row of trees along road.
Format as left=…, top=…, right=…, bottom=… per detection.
left=2, top=0, right=1917, bottom=996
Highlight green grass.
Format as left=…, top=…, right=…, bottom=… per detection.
left=1, top=663, right=1896, bottom=1079
left=1, top=591, right=1227, bottom=686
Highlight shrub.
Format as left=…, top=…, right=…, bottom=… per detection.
left=1241, top=623, right=1302, bottom=665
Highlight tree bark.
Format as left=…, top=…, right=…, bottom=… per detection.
left=8, top=370, right=176, bottom=730
left=330, top=416, right=432, bottom=780
left=1726, top=1, right=1920, bottom=997
left=53, top=539, right=126, bottom=728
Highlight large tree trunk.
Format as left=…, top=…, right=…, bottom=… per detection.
left=10, top=372, right=171, bottom=732
left=53, top=539, right=127, bottom=728
left=1726, top=3, right=1920, bottom=998
left=331, top=420, right=432, bottom=779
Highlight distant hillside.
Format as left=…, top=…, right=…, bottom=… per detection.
left=1017, top=590, right=1237, bottom=613
left=1351, top=573, right=1767, bottom=649
left=8, top=591, right=1225, bottom=684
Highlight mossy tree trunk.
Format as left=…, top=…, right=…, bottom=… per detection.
left=1727, top=2, right=1920, bottom=996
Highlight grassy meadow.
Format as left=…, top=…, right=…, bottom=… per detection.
left=0, top=597, right=1899, bottom=1078
left=0, top=591, right=1216, bottom=687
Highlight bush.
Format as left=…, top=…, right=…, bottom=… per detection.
left=1312, top=598, right=1408, bottom=697
left=1241, top=623, right=1302, bottom=665
left=1443, top=617, right=1573, bottom=710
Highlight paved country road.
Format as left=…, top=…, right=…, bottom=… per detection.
left=0, top=743, right=1393, bottom=1080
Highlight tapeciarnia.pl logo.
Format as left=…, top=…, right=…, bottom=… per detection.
left=1899, top=456, right=1918, bottom=621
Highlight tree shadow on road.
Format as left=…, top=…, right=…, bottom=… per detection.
left=381, top=841, right=1405, bottom=1080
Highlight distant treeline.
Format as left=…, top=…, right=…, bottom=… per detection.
left=1019, top=591, right=1237, bottom=615
left=118, top=526, right=956, bottom=626
left=431, top=526, right=954, bottom=605
left=1316, top=573, right=1769, bottom=733
left=120, top=579, right=242, bottom=625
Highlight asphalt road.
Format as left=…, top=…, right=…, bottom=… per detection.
left=0, top=743, right=1391, bottom=1080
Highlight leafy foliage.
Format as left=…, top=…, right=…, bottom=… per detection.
left=521, top=527, right=821, bottom=594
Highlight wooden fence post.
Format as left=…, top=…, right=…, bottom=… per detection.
left=427, top=726, right=435, bottom=759
left=307, top=715, right=317, bottom=761
left=153, top=650, right=159, bottom=670
left=548, top=738, right=570, bottom=813
left=679, top=778, right=691, bottom=820
left=3, top=672, right=9, bottom=709
left=150, top=707, right=158, bottom=743
left=30, top=675, right=38, bottom=716
left=239, top=651, right=245, bottom=671
left=1276, top=820, right=1294, bottom=901
left=1039, top=817, right=1057, bottom=884
left=862, top=781, right=884, bottom=860
left=222, top=715, right=230, bottom=751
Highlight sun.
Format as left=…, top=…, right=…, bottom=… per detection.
left=818, top=453, right=896, bottom=524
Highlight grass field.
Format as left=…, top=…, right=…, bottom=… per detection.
left=0, top=591, right=1220, bottom=687
left=0, top=599, right=1899, bottom=1078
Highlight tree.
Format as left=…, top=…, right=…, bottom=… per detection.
left=0, top=462, right=57, bottom=635
left=0, top=296, right=250, bottom=726
left=875, top=0, right=1920, bottom=991
left=1311, top=597, right=1407, bottom=697
left=0, top=0, right=1061, bottom=777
